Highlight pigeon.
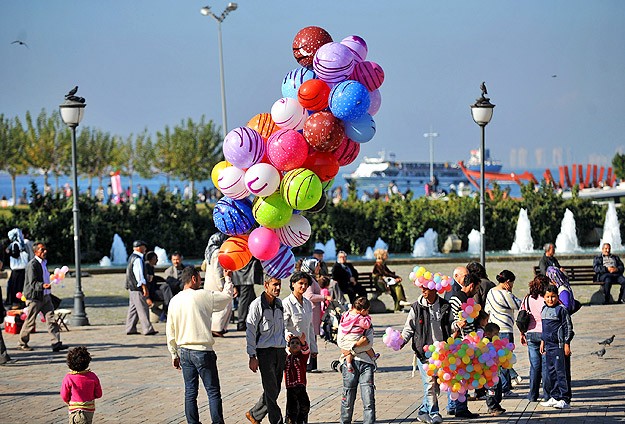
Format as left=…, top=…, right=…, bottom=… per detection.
left=67, top=86, right=78, bottom=97
left=64, top=86, right=85, bottom=103
left=480, top=81, right=488, bottom=96
left=591, top=348, right=606, bottom=358
left=11, top=40, right=28, bottom=48
left=598, top=335, right=615, bottom=346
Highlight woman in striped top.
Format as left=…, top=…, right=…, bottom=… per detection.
left=484, top=270, right=522, bottom=397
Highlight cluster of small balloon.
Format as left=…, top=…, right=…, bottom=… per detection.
left=211, top=26, right=385, bottom=277
left=51, top=266, right=69, bottom=286
left=424, top=331, right=516, bottom=401
left=17, top=304, right=46, bottom=323
left=408, top=266, right=453, bottom=294
left=382, top=327, right=403, bottom=351
left=458, top=298, right=481, bottom=323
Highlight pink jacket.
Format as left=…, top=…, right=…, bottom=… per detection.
left=60, top=371, right=102, bottom=413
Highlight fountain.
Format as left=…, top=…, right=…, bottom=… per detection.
left=154, top=246, right=170, bottom=266
left=109, top=234, right=128, bottom=265
left=599, top=202, right=624, bottom=250
left=99, top=256, right=112, bottom=267
left=314, top=239, right=337, bottom=260
left=412, top=228, right=439, bottom=257
left=373, top=238, right=389, bottom=252
left=555, top=209, right=582, bottom=253
left=364, top=247, right=374, bottom=259
left=510, top=208, right=534, bottom=254
left=467, top=229, right=481, bottom=255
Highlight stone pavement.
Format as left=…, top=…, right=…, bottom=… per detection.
left=1, top=258, right=624, bottom=423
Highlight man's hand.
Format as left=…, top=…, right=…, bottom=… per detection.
left=43, top=283, right=51, bottom=289
left=172, top=357, right=180, bottom=370
left=539, top=341, right=545, bottom=355
left=457, top=319, right=467, bottom=329
left=249, top=356, right=259, bottom=373
left=233, top=286, right=239, bottom=298
left=350, top=277, right=357, bottom=285
left=608, top=266, right=618, bottom=273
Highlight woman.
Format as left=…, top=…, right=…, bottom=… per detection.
left=301, top=259, right=332, bottom=372
left=484, top=270, right=522, bottom=397
left=371, top=249, right=407, bottom=311
left=520, top=274, right=549, bottom=402
left=332, top=251, right=366, bottom=304
left=284, top=272, right=317, bottom=365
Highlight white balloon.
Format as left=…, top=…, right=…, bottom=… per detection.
left=218, top=166, right=250, bottom=200
left=271, top=97, right=307, bottom=131
left=244, top=163, right=281, bottom=197
left=275, top=214, right=311, bottom=247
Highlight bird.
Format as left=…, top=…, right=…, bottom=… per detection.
left=64, top=86, right=85, bottom=103
left=66, top=86, right=78, bottom=97
left=598, top=335, right=615, bottom=346
left=480, top=81, right=488, bottom=96
left=11, top=40, right=28, bottom=48
left=591, top=348, right=606, bottom=358
left=551, top=75, right=557, bottom=78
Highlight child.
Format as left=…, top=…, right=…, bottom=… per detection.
left=483, top=323, right=506, bottom=416
left=338, top=297, right=378, bottom=372
left=285, top=333, right=310, bottom=424
left=318, top=276, right=331, bottom=315
left=540, top=285, right=573, bottom=409
left=60, top=346, right=102, bottom=424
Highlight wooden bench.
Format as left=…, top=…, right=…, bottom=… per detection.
left=533, top=265, right=598, bottom=284
left=356, top=272, right=378, bottom=295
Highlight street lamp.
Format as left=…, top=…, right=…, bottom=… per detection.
left=59, top=87, right=89, bottom=326
left=423, top=128, right=439, bottom=182
left=200, top=2, right=238, bottom=140
left=470, top=82, right=495, bottom=266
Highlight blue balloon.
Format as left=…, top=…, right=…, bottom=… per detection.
left=328, top=80, right=371, bottom=121
left=281, top=67, right=315, bottom=99
left=261, top=244, right=295, bottom=278
left=212, top=197, right=255, bottom=236
left=345, top=113, right=376, bottom=143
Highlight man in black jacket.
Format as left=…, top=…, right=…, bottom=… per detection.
left=538, top=243, right=564, bottom=276
left=18, top=242, right=67, bottom=352
left=594, top=243, right=625, bottom=304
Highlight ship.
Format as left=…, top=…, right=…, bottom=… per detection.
left=466, top=149, right=502, bottom=173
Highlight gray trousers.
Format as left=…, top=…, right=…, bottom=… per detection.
left=19, top=295, right=61, bottom=347
left=250, top=347, right=286, bottom=424
left=125, top=291, right=155, bottom=335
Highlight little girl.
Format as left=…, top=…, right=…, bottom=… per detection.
left=338, top=297, right=378, bottom=372
left=285, top=333, right=310, bottom=424
left=60, top=346, right=103, bottom=424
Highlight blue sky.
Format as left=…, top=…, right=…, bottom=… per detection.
left=2, top=0, right=624, bottom=171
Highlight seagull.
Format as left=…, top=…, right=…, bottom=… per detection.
left=591, top=348, right=606, bottom=358
left=598, top=335, right=615, bottom=346
left=11, top=40, right=28, bottom=48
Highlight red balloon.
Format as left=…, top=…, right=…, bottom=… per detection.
left=292, top=26, right=333, bottom=67
left=332, top=137, right=361, bottom=166
left=298, top=79, right=330, bottom=112
left=302, top=151, right=340, bottom=182
left=303, top=111, right=345, bottom=152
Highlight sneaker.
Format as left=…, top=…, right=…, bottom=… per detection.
left=515, top=375, right=523, bottom=384
left=431, top=413, right=443, bottom=424
left=553, top=400, right=570, bottom=409
left=540, top=397, right=558, bottom=407
left=488, top=407, right=506, bottom=416
left=454, top=410, right=479, bottom=419
left=503, top=390, right=518, bottom=398
left=416, top=411, right=433, bottom=423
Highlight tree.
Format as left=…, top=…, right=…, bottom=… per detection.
left=77, top=127, right=119, bottom=196
left=0, top=115, right=29, bottom=203
left=612, top=153, right=625, bottom=181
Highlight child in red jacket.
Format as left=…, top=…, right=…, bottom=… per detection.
left=285, top=333, right=310, bottom=424
left=60, top=346, right=102, bottom=424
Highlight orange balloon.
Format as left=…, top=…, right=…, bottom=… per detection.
left=247, top=113, right=279, bottom=140
left=218, top=235, right=252, bottom=271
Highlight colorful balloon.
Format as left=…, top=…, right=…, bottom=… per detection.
left=340, top=35, right=368, bottom=62
left=281, top=168, right=323, bottom=210
left=248, top=227, right=281, bottom=261
left=292, top=26, right=333, bottom=67
left=222, top=127, right=265, bottom=169
left=217, top=166, right=250, bottom=199
left=261, top=244, right=295, bottom=279
left=247, top=113, right=279, bottom=140
left=350, top=61, right=385, bottom=91
left=252, top=192, right=293, bottom=229
left=211, top=161, right=231, bottom=188
left=244, top=163, right=281, bottom=197
left=218, top=235, right=252, bottom=271
left=332, top=137, right=361, bottom=166
left=297, top=79, right=331, bottom=112
left=301, top=151, right=340, bottom=182
left=313, top=42, right=356, bottom=84
left=212, top=197, right=255, bottom=236
left=328, top=80, right=371, bottom=121
left=368, top=89, right=382, bottom=116
left=271, top=97, right=307, bottom=131
left=282, top=67, right=316, bottom=99
left=307, top=192, right=327, bottom=213
left=303, top=111, right=345, bottom=152
left=344, top=113, right=376, bottom=143
left=266, top=129, right=309, bottom=171
left=274, top=214, right=311, bottom=247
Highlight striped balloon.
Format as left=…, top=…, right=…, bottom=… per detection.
left=297, top=79, right=331, bottom=112
left=275, top=214, right=311, bottom=247
left=217, top=166, right=250, bottom=199
left=332, top=137, right=361, bottom=166
left=312, top=42, right=356, bottom=84
left=247, top=113, right=279, bottom=140
left=222, top=127, right=265, bottom=169
left=218, top=235, right=252, bottom=271
left=281, top=67, right=315, bottom=99
left=252, top=192, right=293, bottom=229
left=212, top=197, right=255, bottom=236
left=350, top=61, right=385, bottom=92
left=261, top=244, right=295, bottom=279
left=280, top=168, right=323, bottom=210
left=271, top=97, right=307, bottom=131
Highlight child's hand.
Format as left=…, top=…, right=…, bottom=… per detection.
left=564, top=343, right=571, bottom=356
left=539, top=341, right=545, bottom=355
left=520, top=333, right=527, bottom=346
left=300, top=332, right=306, bottom=344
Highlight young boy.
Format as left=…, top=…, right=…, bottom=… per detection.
left=483, top=323, right=506, bottom=416
left=338, top=297, right=378, bottom=372
left=60, top=346, right=103, bottom=424
left=540, top=285, right=573, bottom=409
left=285, top=333, right=310, bottom=424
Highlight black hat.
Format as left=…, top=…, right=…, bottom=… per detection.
left=313, top=248, right=324, bottom=255
left=133, top=240, right=147, bottom=248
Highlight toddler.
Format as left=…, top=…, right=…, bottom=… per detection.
left=284, top=333, right=310, bottom=424
left=60, top=346, right=102, bottom=424
left=338, top=297, right=378, bottom=372
left=483, top=323, right=506, bottom=416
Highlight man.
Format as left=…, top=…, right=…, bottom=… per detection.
left=167, top=266, right=234, bottom=424
left=538, top=243, right=564, bottom=275
left=311, top=248, right=329, bottom=280
left=245, top=276, right=287, bottom=424
left=467, top=261, right=495, bottom=310
left=18, top=242, right=67, bottom=352
left=446, top=273, right=481, bottom=419
left=165, top=251, right=186, bottom=294
left=232, top=258, right=263, bottom=332
left=444, top=266, right=468, bottom=301
left=125, top=240, right=158, bottom=336
left=594, top=243, right=625, bottom=304
left=400, top=284, right=453, bottom=423
left=332, top=251, right=367, bottom=304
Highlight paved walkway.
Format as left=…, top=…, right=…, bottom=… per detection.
left=2, top=258, right=624, bottom=423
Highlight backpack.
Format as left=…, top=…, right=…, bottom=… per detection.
left=515, top=296, right=531, bottom=333
left=8, top=241, right=22, bottom=259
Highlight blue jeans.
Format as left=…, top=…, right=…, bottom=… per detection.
left=418, top=359, right=440, bottom=416
left=525, top=332, right=546, bottom=401
left=499, top=332, right=515, bottom=393
left=180, top=348, right=224, bottom=424
left=340, top=360, right=375, bottom=424
left=447, top=394, right=468, bottom=414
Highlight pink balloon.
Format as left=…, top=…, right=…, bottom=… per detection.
left=368, top=89, right=382, bottom=116
left=332, top=137, right=361, bottom=166
left=248, top=227, right=280, bottom=261
left=266, top=129, right=309, bottom=172
left=350, top=61, right=385, bottom=91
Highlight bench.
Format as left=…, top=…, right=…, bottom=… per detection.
left=356, top=272, right=378, bottom=295
left=532, top=265, right=598, bottom=284
left=54, top=309, right=72, bottom=331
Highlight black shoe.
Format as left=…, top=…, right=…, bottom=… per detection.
left=455, top=410, right=479, bottom=419
left=126, top=331, right=140, bottom=335
left=488, top=407, right=506, bottom=416
left=52, top=343, right=68, bottom=352
left=144, top=330, right=159, bottom=336
left=237, top=324, right=246, bottom=331
left=0, top=358, right=18, bottom=366
left=446, top=410, right=456, bottom=416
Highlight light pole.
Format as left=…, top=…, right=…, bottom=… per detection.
left=59, top=87, right=89, bottom=326
left=470, top=82, right=495, bottom=266
left=200, top=2, right=238, bottom=140
left=423, top=128, right=439, bottom=181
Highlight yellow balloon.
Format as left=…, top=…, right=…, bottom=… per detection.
left=424, top=271, right=432, bottom=280
left=211, top=161, right=232, bottom=188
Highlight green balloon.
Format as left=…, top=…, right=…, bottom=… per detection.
left=252, top=192, right=293, bottom=229
left=322, top=177, right=335, bottom=191
left=280, top=168, right=323, bottom=210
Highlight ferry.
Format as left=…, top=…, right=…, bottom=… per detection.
left=466, top=149, right=502, bottom=173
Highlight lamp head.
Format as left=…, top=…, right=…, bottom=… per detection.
left=470, top=83, right=495, bottom=127
left=59, top=87, right=86, bottom=127
left=226, top=2, right=238, bottom=11
left=200, top=6, right=211, bottom=15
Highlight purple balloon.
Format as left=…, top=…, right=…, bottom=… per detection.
left=223, top=127, right=265, bottom=169
left=368, top=89, right=382, bottom=116
left=260, top=244, right=295, bottom=279
left=313, top=42, right=356, bottom=84
left=340, top=35, right=368, bottom=62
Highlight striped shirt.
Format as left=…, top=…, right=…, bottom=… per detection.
left=449, top=291, right=477, bottom=336
left=484, top=288, right=521, bottom=333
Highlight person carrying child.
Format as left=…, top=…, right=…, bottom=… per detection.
left=60, top=346, right=103, bottom=424
left=482, top=323, right=506, bottom=416
left=285, top=333, right=310, bottom=424
left=539, top=285, right=574, bottom=409
left=338, top=297, right=378, bottom=372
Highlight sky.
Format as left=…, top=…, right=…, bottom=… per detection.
left=2, top=0, right=625, bottom=173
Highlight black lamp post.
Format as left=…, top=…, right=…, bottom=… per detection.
left=59, top=87, right=89, bottom=326
left=470, top=82, right=495, bottom=266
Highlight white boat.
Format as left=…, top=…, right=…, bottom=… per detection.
left=561, top=181, right=625, bottom=202
left=466, top=149, right=502, bottom=173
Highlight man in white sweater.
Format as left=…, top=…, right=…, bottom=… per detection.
left=166, top=266, right=234, bottom=424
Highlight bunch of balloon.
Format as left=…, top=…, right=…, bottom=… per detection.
left=210, top=26, right=385, bottom=279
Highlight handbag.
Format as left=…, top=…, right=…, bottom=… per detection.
left=515, top=296, right=531, bottom=333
